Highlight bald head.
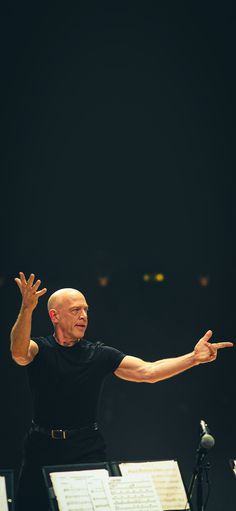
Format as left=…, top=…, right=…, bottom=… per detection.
left=47, top=288, right=86, bottom=312
left=47, top=288, right=89, bottom=344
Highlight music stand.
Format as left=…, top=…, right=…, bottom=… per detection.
left=42, top=462, right=112, bottom=511
left=0, top=469, right=14, bottom=511
left=42, top=459, right=190, bottom=511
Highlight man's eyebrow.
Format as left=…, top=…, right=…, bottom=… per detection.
left=69, top=305, right=89, bottom=310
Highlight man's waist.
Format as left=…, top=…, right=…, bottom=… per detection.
left=31, top=420, right=99, bottom=440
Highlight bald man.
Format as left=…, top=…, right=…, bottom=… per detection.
left=11, top=272, right=233, bottom=511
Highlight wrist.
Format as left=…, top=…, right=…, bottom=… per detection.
left=192, top=350, right=201, bottom=366
left=20, top=304, right=34, bottom=315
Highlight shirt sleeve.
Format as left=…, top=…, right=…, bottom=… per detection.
left=30, top=336, right=49, bottom=362
left=31, top=336, right=48, bottom=351
left=98, top=344, right=126, bottom=372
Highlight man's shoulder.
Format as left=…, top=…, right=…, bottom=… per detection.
left=84, top=339, right=125, bottom=359
left=80, top=338, right=104, bottom=351
left=82, top=339, right=115, bottom=350
left=85, top=340, right=126, bottom=371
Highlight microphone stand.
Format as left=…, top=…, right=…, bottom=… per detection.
left=187, top=421, right=215, bottom=511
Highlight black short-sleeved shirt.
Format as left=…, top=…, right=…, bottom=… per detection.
left=27, top=335, right=126, bottom=429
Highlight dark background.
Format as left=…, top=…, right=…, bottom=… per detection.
left=1, top=3, right=235, bottom=510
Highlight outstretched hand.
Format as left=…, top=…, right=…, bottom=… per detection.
left=194, top=330, right=234, bottom=364
left=15, top=272, right=47, bottom=312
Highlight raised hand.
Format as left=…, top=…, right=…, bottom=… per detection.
left=15, top=272, right=47, bottom=312
left=194, top=330, right=233, bottom=364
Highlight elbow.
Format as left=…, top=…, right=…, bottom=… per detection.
left=10, top=334, right=31, bottom=365
left=11, top=353, right=29, bottom=366
left=10, top=345, right=29, bottom=366
left=145, top=376, right=160, bottom=384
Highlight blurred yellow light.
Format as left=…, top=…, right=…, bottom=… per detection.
left=98, top=276, right=109, bottom=287
left=143, top=274, right=151, bottom=282
left=154, top=273, right=165, bottom=282
left=199, top=276, right=209, bottom=287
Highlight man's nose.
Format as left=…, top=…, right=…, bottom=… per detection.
left=80, top=309, right=87, bottom=319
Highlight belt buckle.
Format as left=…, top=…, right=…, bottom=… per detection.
left=51, top=429, right=66, bottom=440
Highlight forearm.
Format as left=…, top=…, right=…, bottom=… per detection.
left=115, top=330, right=233, bottom=383
left=10, top=306, right=33, bottom=359
left=149, top=352, right=198, bottom=382
left=115, top=352, right=199, bottom=383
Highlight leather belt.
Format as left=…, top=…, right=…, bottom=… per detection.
left=31, top=421, right=98, bottom=440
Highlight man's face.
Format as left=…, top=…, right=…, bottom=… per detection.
left=53, top=292, right=88, bottom=341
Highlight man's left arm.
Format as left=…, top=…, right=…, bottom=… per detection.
left=114, top=330, right=233, bottom=383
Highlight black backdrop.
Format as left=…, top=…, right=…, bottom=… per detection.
left=1, top=3, right=235, bottom=510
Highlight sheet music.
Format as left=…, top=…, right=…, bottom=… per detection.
left=119, top=460, right=189, bottom=510
left=50, top=469, right=114, bottom=511
left=50, top=470, right=162, bottom=511
left=108, top=475, right=163, bottom=511
left=0, top=476, right=9, bottom=511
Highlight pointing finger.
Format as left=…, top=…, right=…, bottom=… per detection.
left=212, top=342, right=234, bottom=350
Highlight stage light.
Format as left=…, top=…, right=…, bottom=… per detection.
left=97, top=276, right=109, bottom=287
left=154, top=273, right=165, bottom=282
left=143, top=274, right=151, bottom=282
left=199, top=275, right=209, bottom=287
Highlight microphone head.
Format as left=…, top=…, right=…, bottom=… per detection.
left=200, top=433, right=215, bottom=450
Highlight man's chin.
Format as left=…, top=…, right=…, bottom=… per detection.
left=75, top=326, right=86, bottom=338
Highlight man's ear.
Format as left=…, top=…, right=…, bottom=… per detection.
left=49, top=309, right=59, bottom=324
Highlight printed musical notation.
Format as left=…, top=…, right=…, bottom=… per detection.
left=119, top=460, right=189, bottom=510
left=50, top=469, right=163, bottom=511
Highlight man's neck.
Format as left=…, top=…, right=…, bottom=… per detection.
left=53, top=332, right=80, bottom=347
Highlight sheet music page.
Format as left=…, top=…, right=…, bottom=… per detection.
left=0, top=476, right=9, bottom=511
left=108, top=474, right=163, bottom=511
left=50, top=469, right=115, bottom=511
left=119, top=460, right=189, bottom=510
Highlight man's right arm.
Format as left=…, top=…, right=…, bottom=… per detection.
left=10, top=272, right=47, bottom=366
left=10, top=307, right=39, bottom=365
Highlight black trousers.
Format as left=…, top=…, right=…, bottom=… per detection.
left=16, top=427, right=107, bottom=511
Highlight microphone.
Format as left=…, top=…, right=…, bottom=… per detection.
left=199, top=420, right=215, bottom=450
left=200, top=419, right=210, bottom=436
left=187, top=420, right=216, bottom=501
